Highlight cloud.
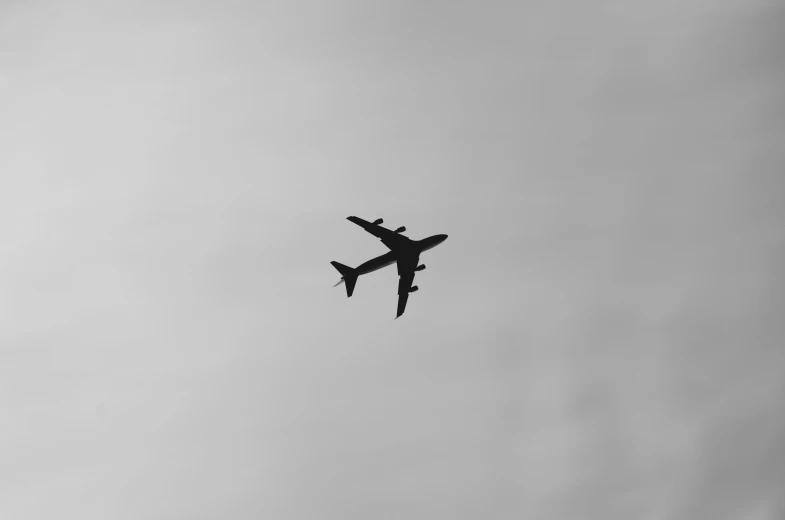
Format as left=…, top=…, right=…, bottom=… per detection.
left=1, top=1, right=783, bottom=519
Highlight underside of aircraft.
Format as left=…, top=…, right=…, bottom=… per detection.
left=331, top=216, right=448, bottom=319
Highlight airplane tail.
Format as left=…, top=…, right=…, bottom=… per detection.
left=330, top=261, right=358, bottom=297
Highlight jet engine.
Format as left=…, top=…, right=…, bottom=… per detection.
left=409, top=286, right=419, bottom=293
left=415, top=264, right=426, bottom=272
left=395, top=226, right=406, bottom=233
left=373, top=218, right=383, bottom=225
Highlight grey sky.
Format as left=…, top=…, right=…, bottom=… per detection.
left=1, top=1, right=784, bottom=518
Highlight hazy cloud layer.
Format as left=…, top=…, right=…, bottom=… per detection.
left=2, top=1, right=783, bottom=519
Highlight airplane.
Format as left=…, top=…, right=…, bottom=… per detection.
left=331, top=216, right=448, bottom=319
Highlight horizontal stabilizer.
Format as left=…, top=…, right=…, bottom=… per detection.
left=330, top=261, right=358, bottom=297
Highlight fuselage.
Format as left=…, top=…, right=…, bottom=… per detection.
left=355, top=234, right=448, bottom=276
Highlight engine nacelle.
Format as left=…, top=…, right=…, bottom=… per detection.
left=395, top=226, right=406, bottom=233
left=409, top=286, right=419, bottom=293
left=373, top=218, right=383, bottom=225
left=415, top=264, right=426, bottom=272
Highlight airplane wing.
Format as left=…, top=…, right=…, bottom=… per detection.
left=346, top=216, right=410, bottom=250
left=395, top=254, right=419, bottom=319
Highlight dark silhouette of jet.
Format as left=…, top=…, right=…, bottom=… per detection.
left=331, top=216, right=448, bottom=319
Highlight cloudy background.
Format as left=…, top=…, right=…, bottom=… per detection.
left=2, top=0, right=784, bottom=518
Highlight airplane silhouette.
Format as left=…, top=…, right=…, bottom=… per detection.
left=331, top=216, right=448, bottom=319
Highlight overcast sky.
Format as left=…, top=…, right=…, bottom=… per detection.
left=1, top=1, right=784, bottom=519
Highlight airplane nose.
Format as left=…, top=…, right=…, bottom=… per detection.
left=440, top=234, right=448, bottom=242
